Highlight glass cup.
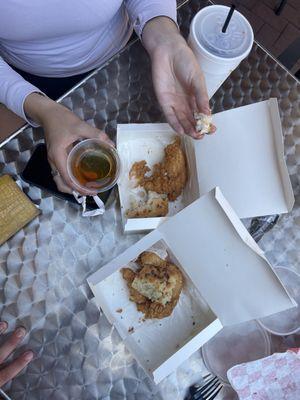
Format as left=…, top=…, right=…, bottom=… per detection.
left=188, top=5, right=254, bottom=98
left=67, top=139, right=121, bottom=194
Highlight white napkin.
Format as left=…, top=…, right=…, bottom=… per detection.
left=73, top=191, right=105, bottom=217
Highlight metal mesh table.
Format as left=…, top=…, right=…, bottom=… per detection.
left=0, top=1, right=299, bottom=399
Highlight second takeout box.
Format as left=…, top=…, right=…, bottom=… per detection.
left=117, top=98, right=294, bottom=233
left=88, top=188, right=295, bottom=384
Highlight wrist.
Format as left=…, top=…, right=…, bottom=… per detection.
left=142, top=16, right=184, bottom=57
left=24, top=93, right=60, bottom=126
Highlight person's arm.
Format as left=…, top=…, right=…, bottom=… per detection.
left=24, top=93, right=113, bottom=194
left=124, top=0, right=177, bottom=38
left=124, top=1, right=215, bottom=139
left=0, top=56, right=111, bottom=194
left=0, top=56, right=43, bottom=126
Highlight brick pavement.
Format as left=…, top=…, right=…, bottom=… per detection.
left=214, top=0, right=300, bottom=75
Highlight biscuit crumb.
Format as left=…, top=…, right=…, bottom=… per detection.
left=116, top=308, right=123, bottom=313
left=128, top=326, right=134, bottom=333
left=194, top=112, right=213, bottom=134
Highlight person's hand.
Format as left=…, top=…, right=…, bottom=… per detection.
left=0, top=322, right=33, bottom=387
left=24, top=94, right=113, bottom=194
left=143, top=17, right=216, bottom=139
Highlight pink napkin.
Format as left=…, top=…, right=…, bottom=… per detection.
left=227, top=349, right=300, bottom=399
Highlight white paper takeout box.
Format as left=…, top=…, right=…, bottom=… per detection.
left=88, top=188, right=295, bottom=384
left=117, top=98, right=294, bottom=233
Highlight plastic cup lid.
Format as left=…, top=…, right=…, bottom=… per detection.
left=201, top=320, right=271, bottom=384
left=258, top=267, right=300, bottom=336
left=198, top=7, right=253, bottom=58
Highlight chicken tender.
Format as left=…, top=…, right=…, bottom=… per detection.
left=129, top=161, right=150, bottom=182
left=129, top=137, right=187, bottom=202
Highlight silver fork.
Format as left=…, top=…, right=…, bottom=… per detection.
left=185, top=374, right=223, bottom=400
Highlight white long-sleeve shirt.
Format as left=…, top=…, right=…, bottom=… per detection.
left=0, top=1, right=176, bottom=123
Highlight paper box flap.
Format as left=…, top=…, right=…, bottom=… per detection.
left=194, top=99, right=294, bottom=218
left=157, top=188, right=295, bottom=325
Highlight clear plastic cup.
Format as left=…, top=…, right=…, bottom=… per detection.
left=258, top=267, right=300, bottom=336
left=201, top=320, right=271, bottom=385
left=188, top=5, right=254, bottom=98
left=67, top=139, right=120, bottom=193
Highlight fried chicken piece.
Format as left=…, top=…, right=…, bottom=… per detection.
left=126, top=192, right=168, bottom=218
left=129, top=161, right=150, bottom=182
left=121, top=252, right=184, bottom=319
left=129, top=137, right=187, bottom=202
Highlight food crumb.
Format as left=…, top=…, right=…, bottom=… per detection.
left=116, top=308, right=123, bottom=313
left=128, top=326, right=134, bottom=334
left=192, top=322, right=196, bottom=326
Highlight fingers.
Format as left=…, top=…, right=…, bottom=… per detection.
left=190, top=80, right=217, bottom=138
left=81, top=126, right=115, bottom=147
left=192, top=73, right=210, bottom=115
left=176, top=109, right=197, bottom=137
left=0, top=351, right=33, bottom=387
left=53, top=175, right=73, bottom=194
left=48, top=157, right=78, bottom=194
left=0, top=323, right=34, bottom=387
left=98, top=132, right=115, bottom=147
left=210, top=125, right=217, bottom=134
left=0, top=327, right=26, bottom=364
left=162, top=103, right=202, bottom=139
left=161, top=105, right=184, bottom=135
left=48, top=154, right=95, bottom=196
left=0, top=322, right=7, bottom=335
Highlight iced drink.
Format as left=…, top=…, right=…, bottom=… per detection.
left=188, top=5, right=254, bottom=98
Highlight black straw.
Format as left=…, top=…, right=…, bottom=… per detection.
left=222, top=5, right=236, bottom=33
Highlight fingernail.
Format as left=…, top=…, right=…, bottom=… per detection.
left=0, top=322, right=7, bottom=333
left=23, top=351, right=34, bottom=361
left=15, top=327, right=26, bottom=338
